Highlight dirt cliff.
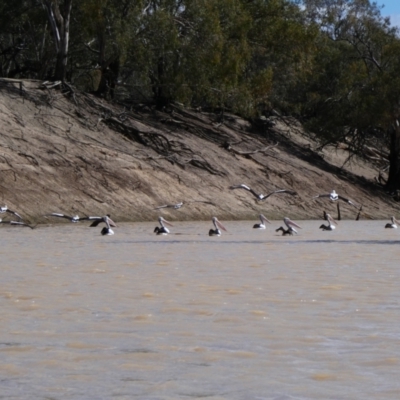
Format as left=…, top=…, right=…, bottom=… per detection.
left=0, top=78, right=398, bottom=224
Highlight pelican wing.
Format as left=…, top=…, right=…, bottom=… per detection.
left=46, top=213, right=73, bottom=220
left=259, top=189, right=297, bottom=201
left=154, top=204, right=171, bottom=210
left=89, top=219, right=102, bottom=227
left=337, top=195, right=358, bottom=208
left=154, top=202, right=183, bottom=210
left=1, top=220, right=35, bottom=229
left=229, top=184, right=261, bottom=199
left=313, top=194, right=331, bottom=200
left=6, top=209, right=23, bottom=220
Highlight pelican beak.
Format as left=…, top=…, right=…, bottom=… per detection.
left=216, top=219, right=227, bottom=231
left=261, top=214, right=271, bottom=224
left=327, top=214, right=338, bottom=225
left=287, top=218, right=302, bottom=229
left=163, top=219, right=174, bottom=227
left=107, top=218, right=117, bottom=227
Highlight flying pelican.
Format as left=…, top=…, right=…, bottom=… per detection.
left=154, top=202, right=183, bottom=210
left=229, top=184, right=297, bottom=201
left=385, top=216, right=400, bottom=229
left=253, top=214, right=271, bottom=229
left=313, top=190, right=358, bottom=207
left=275, top=217, right=302, bottom=236
left=209, top=217, right=227, bottom=236
left=319, top=213, right=338, bottom=231
left=0, top=205, right=23, bottom=220
left=154, top=216, right=173, bottom=235
left=44, top=213, right=88, bottom=222
left=0, top=219, right=36, bottom=229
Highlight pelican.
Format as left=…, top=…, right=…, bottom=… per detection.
left=319, top=213, right=338, bottom=231
left=385, top=216, right=400, bottom=229
left=209, top=217, right=227, bottom=236
left=253, top=214, right=271, bottom=229
left=0, top=205, right=23, bottom=220
left=154, top=202, right=183, bottom=210
left=0, top=219, right=36, bottom=229
left=313, top=190, right=358, bottom=207
left=154, top=216, right=173, bottom=235
left=44, top=213, right=87, bottom=222
left=95, top=216, right=116, bottom=235
left=87, top=215, right=114, bottom=227
left=275, top=217, right=302, bottom=235
left=229, top=184, right=297, bottom=201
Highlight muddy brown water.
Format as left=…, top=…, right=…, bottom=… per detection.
left=0, top=220, right=399, bottom=399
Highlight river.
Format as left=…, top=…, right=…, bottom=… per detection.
left=0, top=219, right=399, bottom=399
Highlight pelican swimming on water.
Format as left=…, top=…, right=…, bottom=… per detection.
left=385, top=216, right=400, bottom=229
left=253, top=214, right=271, bottom=229
left=319, top=213, right=338, bottom=231
left=96, top=215, right=116, bottom=235
left=229, top=184, right=297, bottom=201
left=313, top=190, right=358, bottom=207
left=209, top=217, right=227, bottom=236
left=0, top=205, right=23, bottom=220
left=78, top=215, right=116, bottom=235
left=275, top=217, right=302, bottom=236
left=154, top=216, right=173, bottom=235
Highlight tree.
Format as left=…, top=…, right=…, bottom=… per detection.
left=42, top=0, right=73, bottom=81
left=299, top=0, right=400, bottom=191
left=0, top=1, right=52, bottom=79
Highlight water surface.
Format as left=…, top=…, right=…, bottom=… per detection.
left=0, top=220, right=399, bottom=399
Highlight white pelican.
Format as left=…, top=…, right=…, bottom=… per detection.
left=79, top=215, right=116, bottom=235
left=385, top=216, right=400, bottom=229
left=229, top=184, right=297, bottom=201
left=253, top=214, right=271, bottom=229
left=0, top=219, right=36, bottom=229
left=154, top=216, right=173, bottom=235
left=319, top=213, right=338, bottom=231
left=97, top=216, right=116, bottom=235
left=313, top=190, right=358, bottom=207
left=0, top=205, right=23, bottom=220
left=209, top=217, right=227, bottom=236
left=154, top=202, right=183, bottom=210
left=275, top=217, right=302, bottom=235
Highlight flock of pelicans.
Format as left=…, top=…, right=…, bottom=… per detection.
left=1, top=185, right=399, bottom=236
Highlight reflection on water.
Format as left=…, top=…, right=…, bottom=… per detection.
left=0, top=220, right=399, bottom=399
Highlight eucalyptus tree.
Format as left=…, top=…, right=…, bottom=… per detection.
left=299, top=0, right=400, bottom=190
left=0, top=0, right=52, bottom=79
left=242, top=0, right=319, bottom=116
left=42, top=0, right=73, bottom=81
left=75, top=0, right=145, bottom=97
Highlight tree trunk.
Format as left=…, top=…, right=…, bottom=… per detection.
left=386, top=121, right=400, bottom=191
left=43, top=0, right=73, bottom=82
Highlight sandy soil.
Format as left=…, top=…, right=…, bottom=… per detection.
left=0, top=78, right=398, bottom=224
